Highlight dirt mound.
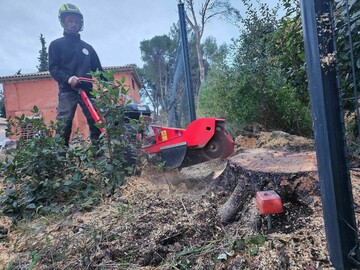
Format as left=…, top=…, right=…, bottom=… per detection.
left=236, top=131, right=314, bottom=152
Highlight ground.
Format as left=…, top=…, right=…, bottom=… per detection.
left=0, top=131, right=359, bottom=269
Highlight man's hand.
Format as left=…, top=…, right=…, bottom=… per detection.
left=68, top=76, right=80, bottom=88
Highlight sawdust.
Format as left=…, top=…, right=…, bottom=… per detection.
left=235, top=130, right=314, bottom=152
left=0, top=131, right=358, bottom=269
left=230, top=149, right=317, bottom=173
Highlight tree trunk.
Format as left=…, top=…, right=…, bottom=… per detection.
left=212, top=149, right=319, bottom=223
left=195, top=34, right=206, bottom=85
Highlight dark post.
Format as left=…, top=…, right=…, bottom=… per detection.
left=300, top=1, right=358, bottom=269
left=178, top=2, right=196, bottom=122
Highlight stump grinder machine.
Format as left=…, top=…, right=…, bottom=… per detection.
left=77, top=77, right=235, bottom=169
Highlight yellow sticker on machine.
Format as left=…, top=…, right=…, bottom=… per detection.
left=161, top=130, right=168, bottom=141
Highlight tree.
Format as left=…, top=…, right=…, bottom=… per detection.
left=0, top=89, right=5, bottom=118
left=335, top=0, right=360, bottom=111
left=183, top=0, right=240, bottom=85
left=139, top=35, right=176, bottom=121
left=139, top=25, right=229, bottom=125
left=201, top=36, right=228, bottom=67
left=37, top=34, right=49, bottom=72
left=200, top=0, right=312, bottom=136
left=333, top=0, right=360, bottom=144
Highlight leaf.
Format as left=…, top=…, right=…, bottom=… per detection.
left=26, top=203, right=36, bottom=209
left=53, top=182, right=61, bottom=188
left=7, top=177, right=17, bottom=184
left=217, top=253, right=228, bottom=260
left=5, top=187, right=16, bottom=198
left=176, top=247, right=203, bottom=258
left=71, top=171, right=81, bottom=182
left=248, top=235, right=266, bottom=245
left=32, top=106, right=39, bottom=113
left=28, top=251, right=41, bottom=270
left=249, top=246, right=259, bottom=256
left=298, top=53, right=305, bottom=61
left=234, top=238, right=246, bottom=251
left=0, top=196, right=7, bottom=204
left=225, top=250, right=235, bottom=257
left=63, top=180, right=73, bottom=186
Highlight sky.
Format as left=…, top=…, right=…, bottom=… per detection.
left=0, top=0, right=280, bottom=78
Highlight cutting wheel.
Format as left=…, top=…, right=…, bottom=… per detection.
left=203, top=130, right=232, bottom=159
left=177, top=125, right=234, bottom=168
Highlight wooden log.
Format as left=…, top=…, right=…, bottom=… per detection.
left=212, top=149, right=319, bottom=224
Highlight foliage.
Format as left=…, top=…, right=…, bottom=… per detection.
left=0, top=71, right=142, bottom=220
left=90, top=70, right=143, bottom=187
left=184, top=0, right=240, bottom=84
left=334, top=0, right=360, bottom=145
left=200, top=66, right=258, bottom=124
left=139, top=25, right=230, bottom=126
left=268, top=0, right=309, bottom=103
left=37, top=34, right=48, bottom=72
left=335, top=0, right=360, bottom=108
left=202, top=36, right=229, bottom=67
left=166, top=234, right=266, bottom=269
left=139, top=34, right=175, bottom=120
left=0, top=108, right=95, bottom=220
left=199, top=0, right=312, bottom=136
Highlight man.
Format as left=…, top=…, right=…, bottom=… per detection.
left=49, top=3, right=103, bottom=148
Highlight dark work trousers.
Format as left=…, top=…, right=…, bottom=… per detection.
left=56, top=90, right=101, bottom=146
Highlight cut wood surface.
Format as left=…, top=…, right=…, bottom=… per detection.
left=229, top=148, right=317, bottom=173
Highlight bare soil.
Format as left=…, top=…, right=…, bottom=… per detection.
left=0, top=131, right=359, bottom=269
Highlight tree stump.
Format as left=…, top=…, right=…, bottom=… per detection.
left=212, top=149, right=319, bottom=224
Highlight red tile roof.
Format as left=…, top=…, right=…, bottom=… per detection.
left=0, top=66, right=142, bottom=87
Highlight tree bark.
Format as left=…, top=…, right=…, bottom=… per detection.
left=194, top=33, right=206, bottom=84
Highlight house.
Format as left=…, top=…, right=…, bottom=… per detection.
left=0, top=66, right=142, bottom=139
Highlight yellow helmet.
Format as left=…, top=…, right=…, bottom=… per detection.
left=58, top=3, right=84, bottom=31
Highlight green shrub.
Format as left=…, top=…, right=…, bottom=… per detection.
left=0, top=109, right=96, bottom=219
left=199, top=66, right=312, bottom=136
left=0, top=71, right=142, bottom=220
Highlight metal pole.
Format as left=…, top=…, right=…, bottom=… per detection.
left=178, top=2, right=196, bottom=122
left=300, top=1, right=358, bottom=269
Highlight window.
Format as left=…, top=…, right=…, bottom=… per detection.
left=19, top=115, right=41, bottom=140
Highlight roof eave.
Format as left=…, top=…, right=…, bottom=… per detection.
left=0, top=66, right=143, bottom=87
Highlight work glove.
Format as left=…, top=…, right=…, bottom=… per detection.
left=68, top=76, right=80, bottom=88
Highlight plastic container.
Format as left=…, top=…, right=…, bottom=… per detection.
left=256, top=190, right=284, bottom=215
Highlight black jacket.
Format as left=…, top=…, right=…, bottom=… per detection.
left=49, top=33, right=103, bottom=93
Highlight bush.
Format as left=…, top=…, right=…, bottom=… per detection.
left=0, top=109, right=97, bottom=219
left=0, top=71, right=143, bottom=220
left=199, top=66, right=312, bottom=136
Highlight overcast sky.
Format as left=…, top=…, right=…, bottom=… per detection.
left=0, top=0, right=280, bottom=78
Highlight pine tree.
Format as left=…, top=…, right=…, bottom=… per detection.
left=37, top=34, right=49, bottom=72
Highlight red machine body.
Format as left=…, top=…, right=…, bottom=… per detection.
left=145, top=118, right=221, bottom=152
left=79, top=89, right=105, bottom=133
left=77, top=77, right=234, bottom=169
